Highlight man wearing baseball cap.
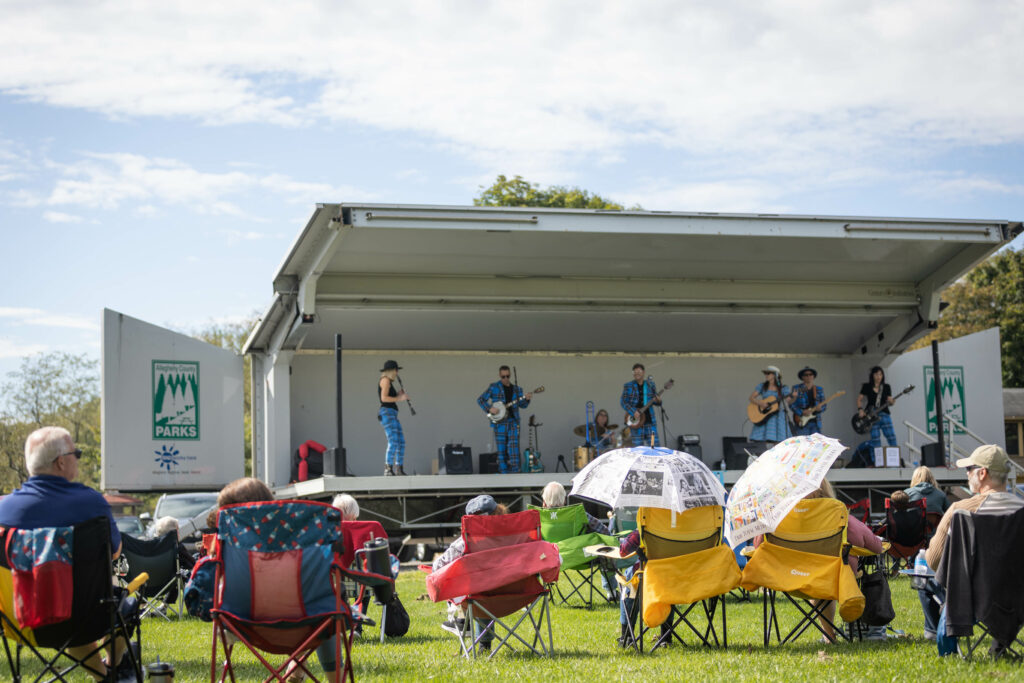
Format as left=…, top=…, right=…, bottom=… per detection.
left=915, top=444, right=1014, bottom=640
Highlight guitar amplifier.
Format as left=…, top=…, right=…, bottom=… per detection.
left=479, top=452, right=500, bottom=474
left=438, top=444, right=473, bottom=475
left=921, top=442, right=945, bottom=467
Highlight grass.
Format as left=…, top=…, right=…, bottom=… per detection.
left=7, top=571, right=1020, bottom=682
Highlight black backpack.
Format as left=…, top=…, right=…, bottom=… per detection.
left=858, top=557, right=895, bottom=626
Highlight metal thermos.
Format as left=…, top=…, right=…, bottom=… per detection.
left=146, top=658, right=175, bottom=682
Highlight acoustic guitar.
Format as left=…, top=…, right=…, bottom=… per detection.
left=747, top=395, right=781, bottom=426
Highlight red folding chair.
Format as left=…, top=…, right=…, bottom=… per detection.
left=426, top=509, right=560, bottom=659
left=210, top=500, right=356, bottom=683
left=339, top=520, right=396, bottom=643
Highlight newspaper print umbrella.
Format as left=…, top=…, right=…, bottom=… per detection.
left=569, top=446, right=726, bottom=513
left=724, top=434, right=846, bottom=547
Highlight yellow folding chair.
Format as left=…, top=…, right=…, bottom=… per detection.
left=740, top=498, right=868, bottom=645
left=625, top=506, right=741, bottom=652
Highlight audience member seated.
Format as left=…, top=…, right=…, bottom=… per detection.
left=905, top=466, right=951, bottom=517
left=890, top=490, right=910, bottom=511
left=541, top=481, right=610, bottom=533
left=434, top=495, right=506, bottom=651
left=151, top=515, right=197, bottom=571
left=0, top=426, right=128, bottom=681
left=919, top=445, right=1014, bottom=642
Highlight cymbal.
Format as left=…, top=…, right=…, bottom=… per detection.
left=573, top=424, right=620, bottom=437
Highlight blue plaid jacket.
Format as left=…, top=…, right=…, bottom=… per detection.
left=477, top=381, right=530, bottom=423
left=791, top=385, right=826, bottom=417
left=620, top=378, right=658, bottom=417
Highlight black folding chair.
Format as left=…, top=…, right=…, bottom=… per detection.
left=1, top=516, right=145, bottom=682
left=119, top=532, right=182, bottom=620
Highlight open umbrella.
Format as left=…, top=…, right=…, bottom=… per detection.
left=724, top=434, right=846, bottom=547
left=569, top=446, right=726, bottom=513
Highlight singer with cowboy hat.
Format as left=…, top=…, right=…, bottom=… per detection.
left=378, top=360, right=410, bottom=476
left=748, top=364, right=794, bottom=444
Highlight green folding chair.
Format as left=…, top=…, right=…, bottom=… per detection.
left=530, top=504, right=617, bottom=608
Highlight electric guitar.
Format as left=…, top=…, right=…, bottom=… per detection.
left=850, top=385, right=914, bottom=434
left=625, top=379, right=674, bottom=428
left=488, top=386, right=544, bottom=424
left=790, top=390, right=846, bottom=430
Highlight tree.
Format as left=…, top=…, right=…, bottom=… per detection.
left=1, top=352, right=101, bottom=491
left=474, top=174, right=635, bottom=210
left=910, top=246, right=1024, bottom=387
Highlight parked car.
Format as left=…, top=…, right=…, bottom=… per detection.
left=114, top=515, right=146, bottom=537
left=153, top=492, right=219, bottom=539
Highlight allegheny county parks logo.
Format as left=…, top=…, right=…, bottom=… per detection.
left=153, top=360, right=199, bottom=440
left=924, top=365, right=966, bottom=435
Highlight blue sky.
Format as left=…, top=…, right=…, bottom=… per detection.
left=1, top=1, right=1023, bottom=384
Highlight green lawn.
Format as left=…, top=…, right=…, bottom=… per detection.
left=7, top=572, right=1019, bottom=681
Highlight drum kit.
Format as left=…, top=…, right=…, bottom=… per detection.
left=571, top=401, right=630, bottom=471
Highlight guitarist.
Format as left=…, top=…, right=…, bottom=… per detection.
left=477, top=365, right=532, bottom=474
left=748, top=365, right=793, bottom=444
left=790, top=366, right=826, bottom=436
left=620, top=363, right=661, bottom=447
left=856, top=365, right=897, bottom=449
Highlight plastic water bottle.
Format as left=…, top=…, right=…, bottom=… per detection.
left=911, top=549, right=928, bottom=589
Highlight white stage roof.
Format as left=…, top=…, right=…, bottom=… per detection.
left=244, top=204, right=1019, bottom=359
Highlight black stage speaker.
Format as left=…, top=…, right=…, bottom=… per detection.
left=722, top=437, right=746, bottom=469
left=438, top=444, right=473, bottom=475
left=677, top=442, right=704, bottom=464
left=921, top=442, right=945, bottom=467
left=479, top=452, right=499, bottom=474
left=726, top=441, right=767, bottom=470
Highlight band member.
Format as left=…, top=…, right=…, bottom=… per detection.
left=790, top=366, right=826, bottom=436
left=857, top=365, right=897, bottom=449
left=620, top=363, right=660, bottom=447
left=477, top=365, right=532, bottom=473
left=378, top=360, right=409, bottom=476
left=748, top=365, right=792, bottom=444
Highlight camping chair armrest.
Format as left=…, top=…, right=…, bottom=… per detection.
left=847, top=542, right=887, bottom=557
left=583, top=544, right=633, bottom=561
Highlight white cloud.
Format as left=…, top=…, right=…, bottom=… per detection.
left=0, top=1, right=1021, bottom=180
left=42, top=152, right=367, bottom=216
left=43, top=210, right=84, bottom=223
left=0, top=307, right=98, bottom=331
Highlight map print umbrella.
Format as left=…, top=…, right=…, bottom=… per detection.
left=724, top=434, right=846, bottom=547
left=569, top=446, right=726, bottom=513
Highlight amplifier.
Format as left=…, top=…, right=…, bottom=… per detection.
left=438, top=444, right=473, bottom=475
left=921, top=442, right=945, bottom=467
left=479, top=452, right=500, bottom=474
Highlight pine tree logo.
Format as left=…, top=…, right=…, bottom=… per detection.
left=152, top=360, right=200, bottom=440
left=924, top=365, right=966, bottom=435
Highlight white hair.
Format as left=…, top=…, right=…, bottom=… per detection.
left=152, top=516, right=180, bottom=538
left=332, top=493, right=360, bottom=520
left=25, top=426, right=72, bottom=476
left=541, top=481, right=567, bottom=508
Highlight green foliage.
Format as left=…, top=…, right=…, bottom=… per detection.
left=474, top=174, right=635, bottom=210
left=7, top=571, right=1011, bottom=681
left=1, top=352, right=101, bottom=492
left=911, top=246, right=1024, bottom=387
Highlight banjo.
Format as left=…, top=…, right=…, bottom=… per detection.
left=488, top=386, right=544, bottom=424
left=625, top=379, right=674, bottom=428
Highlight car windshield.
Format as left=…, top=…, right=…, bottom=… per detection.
left=156, top=494, right=218, bottom=521
left=115, top=516, right=144, bottom=535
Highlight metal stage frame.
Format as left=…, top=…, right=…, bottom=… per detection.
left=275, top=465, right=972, bottom=535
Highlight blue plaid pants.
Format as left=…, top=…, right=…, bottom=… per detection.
left=629, top=421, right=659, bottom=448
left=379, top=407, right=405, bottom=466
left=869, top=412, right=897, bottom=449
left=492, top=419, right=521, bottom=473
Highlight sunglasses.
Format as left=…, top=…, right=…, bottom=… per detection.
left=55, top=448, right=83, bottom=461
left=965, top=465, right=980, bottom=473
left=500, top=374, right=510, bottom=379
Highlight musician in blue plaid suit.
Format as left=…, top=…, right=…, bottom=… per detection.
left=477, top=366, right=532, bottom=473
left=790, top=366, right=827, bottom=436
left=620, top=363, right=661, bottom=447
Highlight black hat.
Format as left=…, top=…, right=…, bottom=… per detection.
left=380, top=360, right=402, bottom=372
left=798, top=366, right=817, bottom=379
